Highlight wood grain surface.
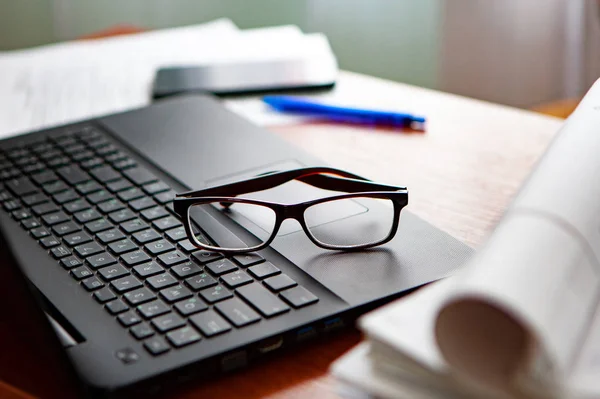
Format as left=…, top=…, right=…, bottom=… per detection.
left=0, top=57, right=565, bottom=399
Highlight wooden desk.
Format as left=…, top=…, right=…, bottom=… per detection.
left=158, top=71, right=564, bottom=399
left=1, top=55, right=565, bottom=399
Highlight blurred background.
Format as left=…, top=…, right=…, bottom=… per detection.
left=1, top=0, right=597, bottom=114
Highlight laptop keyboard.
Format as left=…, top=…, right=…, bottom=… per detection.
left=0, top=125, right=318, bottom=355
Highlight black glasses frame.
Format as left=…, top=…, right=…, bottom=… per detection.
left=173, top=167, right=409, bottom=254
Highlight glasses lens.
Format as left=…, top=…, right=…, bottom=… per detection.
left=189, top=200, right=277, bottom=251
left=304, top=197, right=395, bottom=248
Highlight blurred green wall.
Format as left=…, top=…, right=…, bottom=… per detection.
left=0, top=0, right=440, bottom=88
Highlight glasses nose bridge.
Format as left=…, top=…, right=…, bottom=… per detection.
left=280, top=204, right=305, bottom=224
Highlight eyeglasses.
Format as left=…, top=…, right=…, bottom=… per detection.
left=173, top=167, right=408, bottom=254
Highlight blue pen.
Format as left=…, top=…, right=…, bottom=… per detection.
left=262, top=95, right=426, bottom=127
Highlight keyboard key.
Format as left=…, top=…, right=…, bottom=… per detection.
left=11, top=209, right=31, bottom=221
left=191, top=250, right=223, bottom=265
left=105, top=152, right=128, bottom=164
left=46, top=156, right=70, bottom=168
left=82, top=277, right=105, bottom=291
left=22, top=192, right=49, bottom=206
left=3, top=200, right=20, bottom=212
left=132, top=229, right=161, bottom=244
left=141, top=206, right=169, bottom=221
left=205, top=259, right=237, bottom=276
left=87, top=190, right=114, bottom=204
left=110, top=275, right=142, bottom=293
left=215, top=298, right=261, bottom=328
left=137, top=299, right=170, bottom=319
left=22, top=162, right=45, bottom=174
left=123, top=287, right=156, bottom=306
left=42, top=211, right=70, bottom=226
left=71, top=150, right=95, bottom=162
left=120, top=250, right=151, bottom=266
left=129, top=197, right=156, bottom=212
left=117, top=187, right=145, bottom=202
left=237, top=283, right=290, bottom=318
left=177, top=239, right=197, bottom=253
left=185, top=273, right=217, bottom=291
left=190, top=310, right=231, bottom=337
left=74, top=242, right=103, bottom=258
left=113, top=158, right=137, bottom=170
left=98, top=264, right=129, bottom=281
left=108, top=208, right=136, bottom=224
left=106, top=179, right=132, bottom=193
left=97, top=199, right=125, bottom=214
left=105, top=299, right=129, bottom=314
left=85, top=252, right=117, bottom=269
left=39, top=235, right=60, bottom=248
left=42, top=180, right=69, bottom=195
left=63, top=199, right=91, bottom=214
left=159, top=284, right=193, bottom=303
left=52, top=221, right=80, bottom=237
left=144, top=336, right=170, bottom=356
left=130, top=322, right=154, bottom=340
left=76, top=180, right=102, bottom=195
left=143, top=181, right=170, bottom=195
left=58, top=229, right=88, bottom=248
left=248, top=262, right=281, bottom=279
left=32, top=202, right=59, bottom=216
left=60, top=256, right=82, bottom=269
left=171, top=261, right=202, bottom=278
left=31, top=227, right=50, bottom=239
left=74, top=208, right=102, bottom=224
left=199, top=285, right=233, bottom=304
left=97, top=229, right=125, bottom=244
left=263, top=274, right=297, bottom=292
left=80, top=157, right=104, bottom=170
left=124, top=167, right=157, bottom=186
left=85, top=219, right=113, bottom=234
left=166, top=326, right=201, bottom=348
left=280, top=286, right=319, bottom=308
left=6, top=177, right=37, bottom=196
left=21, top=218, right=41, bottom=230
left=147, top=273, right=178, bottom=290
left=53, top=189, right=79, bottom=204
left=50, top=245, right=71, bottom=259
left=144, top=239, right=174, bottom=255
left=154, top=190, right=175, bottom=204
left=57, top=165, right=90, bottom=185
left=221, top=270, right=253, bottom=289
left=174, top=297, right=208, bottom=316
left=152, top=216, right=182, bottom=231
left=94, top=287, right=117, bottom=303
left=108, top=238, right=137, bottom=254
left=96, top=144, right=118, bottom=156
left=157, top=250, right=187, bottom=267
left=70, top=266, right=93, bottom=280
left=133, top=261, right=164, bottom=278
left=120, top=218, right=148, bottom=234
left=117, top=310, right=142, bottom=327
left=90, top=165, right=120, bottom=183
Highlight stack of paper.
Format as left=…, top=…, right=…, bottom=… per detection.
left=331, top=79, right=600, bottom=399
left=0, top=19, right=336, bottom=139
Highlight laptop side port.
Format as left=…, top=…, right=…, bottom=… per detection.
left=296, top=326, right=317, bottom=342
left=257, top=336, right=284, bottom=354
left=323, top=316, right=344, bottom=332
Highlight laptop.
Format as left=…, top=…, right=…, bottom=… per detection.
left=0, top=94, right=472, bottom=397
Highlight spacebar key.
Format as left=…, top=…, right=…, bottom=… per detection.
left=237, top=283, right=290, bottom=318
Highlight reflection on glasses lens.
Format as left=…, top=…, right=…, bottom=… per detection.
left=189, top=201, right=277, bottom=251
left=303, top=197, right=394, bottom=247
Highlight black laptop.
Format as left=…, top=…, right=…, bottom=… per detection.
left=0, top=95, right=472, bottom=398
